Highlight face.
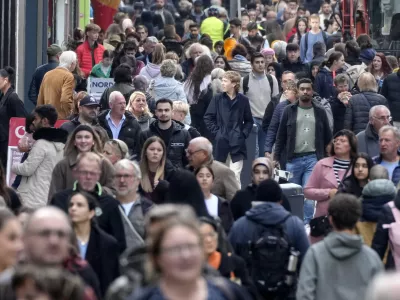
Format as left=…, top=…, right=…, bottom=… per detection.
left=156, top=0, right=164, bottom=8
left=214, top=58, right=226, bottom=69
left=322, top=3, right=331, bottom=14
left=264, top=54, right=274, bottom=65
left=241, top=16, right=250, bottom=29
left=155, top=103, right=172, bottom=123
left=284, top=9, right=291, bottom=20
left=190, top=27, right=199, bottom=36
left=221, top=77, right=237, bottom=93
left=0, top=76, right=9, bottom=90
left=110, top=96, right=127, bottom=115
left=190, top=46, right=204, bottom=59
left=102, top=57, right=113, bottom=67
left=200, top=223, right=218, bottom=255
left=287, top=50, right=300, bottom=62
left=248, top=29, right=258, bottom=38
left=87, top=30, right=99, bottom=42
left=310, top=18, right=320, bottom=29
left=32, top=113, right=45, bottom=131
left=248, top=11, right=257, bottom=21
left=68, top=194, right=94, bottom=224
left=156, top=225, right=203, bottom=283
left=333, top=135, right=351, bottom=157
left=186, top=143, right=206, bottom=168
left=285, top=89, right=297, bottom=101
left=379, top=130, right=400, bottom=157
left=146, top=141, right=164, bottom=164
left=79, top=105, right=99, bottom=122
left=311, top=65, right=319, bottom=78
left=335, top=55, right=345, bottom=69
left=332, top=21, right=339, bottom=32
left=0, top=219, right=23, bottom=269
left=103, top=143, right=121, bottom=165
left=230, top=24, right=240, bottom=36
left=137, top=29, right=148, bottom=41
left=215, top=45, right=223, bottom=55
left=24, top=216, right=71, bottom=266
left=196, top=167, right=214, bottom=193
left=297, top=8, right=305, bottom=16
left=15, top=279, right=51, bottom=300
left=281, top=73, right=296, bottom=90
left=267, top=66, right=276, bottom=76
left=114, top=165, right=140, bottom=196
left=132, top=96, right=147, bottom=114
left=336, top=82, right=349, bottom=93
left=125, top=49, right=136, bottom=57
left=373, top=56, right=382, bottom=71
left=371, top=108, right=391, bottom=132
left=252, top=165, right=269, bottom=185
left=252, top=57, right=265, bottom=73
left=298, top=83, right=313, bottom=97
left=75, top=159, right=101, bottom=191
left=144, top=42, right=156, bottom=54
left=354, top=157, right=369, bottom=181
left=288, top=1, right=298, bottom=10
left=74, top=130, right=94, bottom=153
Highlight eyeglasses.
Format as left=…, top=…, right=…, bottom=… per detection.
left=185, top=149, right=203, bottom=156
left=114, top=174, right=135, bottom=180
left=373, top=116, right=392, bottom=122
left=333, top=138, right=349, bottom=144
left=161, top=243, right=201, bottom=257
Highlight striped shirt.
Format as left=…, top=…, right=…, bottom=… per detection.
left=333, top=158, right=351, bottom=185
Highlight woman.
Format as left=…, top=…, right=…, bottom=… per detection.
left=345, top=40, right=361, bottom=66
left=195, top=165, right=233, bottom=233
left=48, top=125, right=115, bottom=200
left=324, top=18, right=340, bottom=34
left=0, top=208, right=23, bottom=281
left=288, top=17, right=308, bottom=45
left=139, top=136, right=173, bottom=204
left=139, top=43, right=165, bottom=82
left=305, top=129, right=357, bottom=243
left=266, top=62, right=283, bottom=85
left=210, top=68, right=225, bottom=95
left=68, top=191, right=120, bottom=296
left=371, top=53, right=392, bottom=91
left=214, top=55, right=231, bottom=71
left=127, top=91, right=155, bottom=131
left=260, top=48, right=276, bottom=68
left=314, top=51, right=345, bottom=99
left=228, top=44, right=252, bottom=77
left=0, top=67, right=26, bottom=168
left=134, top=217, right=250, bottom=300
left=103, top=139, right=129, bottom=164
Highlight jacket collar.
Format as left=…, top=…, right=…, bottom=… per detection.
left=32, top=127, right=68, bottom=143
left=73, top=181, right=103, bottom=196
left=365, top=123, right=378, bottom=139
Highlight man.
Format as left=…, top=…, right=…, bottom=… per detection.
left=28, top=44, right=62, bottom=106
left=183, top=23, right=201, bottom=42
left=309, top=41, right=327, bottom=67
left=60, top=94, right=102, bottom=134
left=266, top=10, right=277, bottom=21
left=374, top=125, right=400, bottom=185
left=300, top=14, right=328, bottom=63
left=229, top=179, right=309, bottom=299
left=37, top=51, right=76, bottom=119
left=319, top=1, right=332, bottom=28
left=98, top=91, right=142, bottom=158
left=200, top=7, right=225, bottom=46
left=12, top=105, right=68, bottom=208
left=135, top=25, right=148, bottom=43
left=187, top=137, right=239, bottom=200
left=274, top=78, right=332, bottom=224
left=76, top=23, right=105, bottom=78
left=50, top=152, right=126, bottom=252
left=23, top=207, right=102, bottom=298
left=277, top=7, right=296, bottom=27
left=138, top=36, right=158, bottom=65
left=114, top=159, right=153, bottom=249
left=246, top=22, right=265, bottom=50
left=356, top=105, right=391, bottom=157
left=280, top=43, right=308, bottom=74
left=140, top=98, right=191, bottom=169
left=297, top=194, right=383, bottom=300
left=204, top=71, right=254, bottom=186
left=181, top=42, right=205, bottom=77
left=228, top=18, right=252, bottom=49
left=240, top=52, right=279, bottom=158
left=381, top=68, right=400, bottom=127
left=190, top=0, right=206, bottom=24
left=151, top=0, right=175, bottom=25
left=329, top=73, right=353, bottom=134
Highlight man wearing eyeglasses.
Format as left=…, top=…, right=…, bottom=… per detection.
left=357, top=105, right=391, bottom=158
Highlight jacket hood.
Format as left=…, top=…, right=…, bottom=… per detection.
left=144, top=63, right=161, bottom=78
left=33, top=127, right=68, bottom=144
left=319, top=66, right=332, bottom=74
left=324, top=232, right=363, bottom=260
left=361, top=179, right=396, bottom=221
left=137, top=113, right=153, bottom=124
left=362, top=179, right=396, bottom=198
left=228, top=59, right=252, bottom=73
left=245, top=202, right=290, bottom=226
left=154, top=76, right=182, bottom=87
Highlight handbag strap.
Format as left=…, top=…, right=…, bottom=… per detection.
left=118, top=206, right=144, bottom=244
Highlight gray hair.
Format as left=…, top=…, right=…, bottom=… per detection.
left=145, top=36, right=158, bottom=44
left=358, top=72, right=378, bottom=93
left=369, top=165, right=389, bottom=180
left=365, top=272, right=400, bottom=300
left=109, top=91, right=124, bottom=105
left=189, top=137, right=213, bottom=156
left=379, top=125, right=400, bottom=141
left=211, top=68, right=225, bottom=80
left=114, top=159, right=142, bottom=180
left=133, top=75, right=149, bottom=91
left=369, top=105, right=390, bottom=118
left=160, top=59, right=177, bottom=77
left=105, top=139, right=129, bottom=159
left=185, top=43, right=203, bottom=59
left=59, top=51, right=77, bottom=69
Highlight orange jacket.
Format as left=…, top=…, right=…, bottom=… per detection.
left=76, top=40, right=105, bottom=78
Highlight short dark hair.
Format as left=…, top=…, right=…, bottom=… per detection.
left=103, top=50, right=114, bottom=59
left=229, top=18, right=242, bottom=27
left=189, top=23, right=198, bottom=29
left=136, top=25, right=148, bottom=33
left=114, top=63, right=133, bottom=84
left=330, top=129, right=358, bottom=160
left=250, top=52, right=265, bottom=64
left=328, top=194, right=361, bottom=230
left=232, top=44, right=247, bottom=57
left=296, top=78, right=313, bottom=88
left=123, top=40, right=138, bottom=52
left=156, top=98, right=173, bottom=108
left=247, top=22, right=258, bottom=31
left=286, top=43, right=300, bottom=52
left=35, top=105, right=58, bottom=126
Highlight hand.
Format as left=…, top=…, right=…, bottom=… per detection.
left=18, top=144, right=30, bottom=153
left=329, top=189, right=338, bottom=199
left=265, top=152, right=271, bottom=158
left=154, top=180, right=159, bottom=188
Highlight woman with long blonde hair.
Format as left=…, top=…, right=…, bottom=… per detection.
left=127, top=91, right=154, bottom=131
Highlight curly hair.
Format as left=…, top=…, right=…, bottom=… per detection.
left=185, top=55, right=214, bottom=104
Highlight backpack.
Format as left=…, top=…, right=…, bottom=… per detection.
left=304, top=31, right=328, bottom=55
left=384, top=201, right=400, bottom=270
left=249, top=215, right=291, bottom=296
left=243, top=74, right=274, bottom=98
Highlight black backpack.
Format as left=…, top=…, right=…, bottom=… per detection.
left=249, top=215, right=291, bottom=296
left=243, top=74, right=274, bottom=98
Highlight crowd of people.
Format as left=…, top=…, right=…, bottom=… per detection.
left=0, top=0, right=400, bottom=298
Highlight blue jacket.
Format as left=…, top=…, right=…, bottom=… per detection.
left=264, top=100, right=290, bottom=153
left=373, top=154, right=400, bottom=186
left=28, top=60, right=59, bottom=105
left=229, top=202, right=310, bottom=267
left=314, top=66, right=336, bottom=100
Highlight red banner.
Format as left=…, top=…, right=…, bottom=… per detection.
left=91, top=0, right=120, bottom=31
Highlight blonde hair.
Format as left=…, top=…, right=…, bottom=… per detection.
left=310, top=13, right=320, bottom=21
left=223, top=71, right=241, bottom=92
left=172, top=101, right=189, bottom=116
left=152, top=43, right=166, bottom=65
left=140, top=136, right=167, bottom=193
left=358, top=72, right=378, bottom=93
left=64, top=126, right=103, bottom=158
left=128, top=91, right=151, bottom=116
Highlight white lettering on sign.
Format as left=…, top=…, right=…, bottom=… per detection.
left=87, top=78, right=115, bottom=94
left=15, top=126, right=25, bottom=139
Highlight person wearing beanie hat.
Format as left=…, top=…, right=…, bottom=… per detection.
left=28, top=44, right=63, bottom=106
left=359, top=48, right=376, bottom=65
left=229, top=178, right=309, bottom=298
left=260, top=48, right=276, bottom=68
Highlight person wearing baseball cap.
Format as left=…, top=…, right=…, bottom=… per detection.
left=28, top=44, right=63, bottom=106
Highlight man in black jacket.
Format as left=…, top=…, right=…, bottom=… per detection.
left=98, top=91, right=142, bottom=159
left=140, top=98, right=191, bottom=169
left=381, top=69, right=400, bottom=127
left=280, top=43, right=309, bottom=74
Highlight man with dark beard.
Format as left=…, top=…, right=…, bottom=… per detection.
left=247, top=22, right=265, bottom=51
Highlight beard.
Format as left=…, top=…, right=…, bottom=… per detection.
left=299, top=95, right=312, bottom=103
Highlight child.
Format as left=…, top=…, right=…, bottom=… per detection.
left=90, top=50, right=114, bottom=78
left=300, top=14, right=328, bottom=63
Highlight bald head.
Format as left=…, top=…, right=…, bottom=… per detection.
left=190, top=137, right=213, bottom=156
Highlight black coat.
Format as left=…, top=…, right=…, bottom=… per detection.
left=261, top=94, right=280, bottom=133
left=5, top=188, right=22, bottom=215
left=344, top=92, right=388, bottom=134
left=140, top=120, right=191, bottom=169
left=218, top=197, right=234, bottom=234
left=274, top=101, right=332, bottom=162
left=98, top=110, right=142, bottom=159
left=86, top=225, right=120, bottom=296
left=381, top=71, right=400, bottom=121
left=28, top=60, right=59, bottom=106
left=337, top=176, right=363, bottom=198
left=280, top=58, right=309, bottom=74
left=329, top=95, right=347, bottom=134
left=190, top=84, right=214, bottom=141
left=50, top=185, right=127, bottom=253
left=204, top=93, right=254, bottom=163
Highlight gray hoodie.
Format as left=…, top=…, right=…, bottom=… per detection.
left=297, top=232, right=383, bottom=300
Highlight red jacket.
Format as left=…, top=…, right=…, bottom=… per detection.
left=76, top=40, right=105, bottom=78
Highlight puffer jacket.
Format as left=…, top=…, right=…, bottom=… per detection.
left=138, top=63, right=161, bottom=82
left=344, top=92, right=388, bottom=134
left=329, top=95, right=347, bottom=134
left=381, top=70, right=400, bottom=121
left=153, top=77, right=187, bottom=102
left=228, top=56, right=252, bottom=77
left=76, top=41, right=105, bottom=78
left=356, top=123, right=380, bottom=158
left=280, top=58, right=309, bottom=74
left=314, top=66, right=336, bottom=99
left=12, top=127, right=68, bottom=208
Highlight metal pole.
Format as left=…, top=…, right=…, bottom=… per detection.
left=238, top=0, right=241, bottom=19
